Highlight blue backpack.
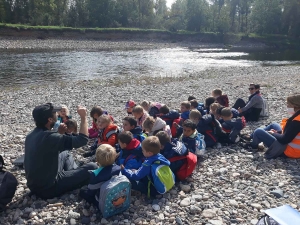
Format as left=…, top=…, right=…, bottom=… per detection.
left=195, top=133, right=206, bottom=157
left=89, top=173, right=131, bottom=218
left=149, top=161, right=175, bottom=197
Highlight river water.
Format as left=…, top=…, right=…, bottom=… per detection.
left=0, top=47, right=299, bottom=87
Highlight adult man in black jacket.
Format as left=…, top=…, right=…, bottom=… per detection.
left=25, top=103, right=97, bottom=199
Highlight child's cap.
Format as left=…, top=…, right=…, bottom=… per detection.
left=125, top=100, right=135, bottom=109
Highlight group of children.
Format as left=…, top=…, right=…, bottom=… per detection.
left=55, top=88, right=248, bottom=207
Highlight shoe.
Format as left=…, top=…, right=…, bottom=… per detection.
left=234, top=135, right=240, bottom=143
left=241, top=134, right=251, bottom=141
left=240, top=142, right=257, bottom=152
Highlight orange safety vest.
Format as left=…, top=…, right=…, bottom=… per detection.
left=281, top=115, right=300, bottom=158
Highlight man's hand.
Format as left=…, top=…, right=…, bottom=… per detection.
left=268, top=130, right=275, bottom=134
left=120, top=164, right=125, bottom=170
left=238, top=108, right=243, bottom=113
left=57, top=123, right=67, bottom=134
left=77, top=106, right=87, bottom=118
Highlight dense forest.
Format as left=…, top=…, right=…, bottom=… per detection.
left=0, top=0, right=299, bottom=37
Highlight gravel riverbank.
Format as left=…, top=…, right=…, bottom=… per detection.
left=1, top=65, right=300, bottom=225
left=0, top=37, right=267, bottom=51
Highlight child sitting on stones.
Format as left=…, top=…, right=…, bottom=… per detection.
left=84, top=115, right=119, bottom=157
left=190, top=99, right=206, bottom=116
left=143, top=116, right=171, bottom=137
left=180, top=101, right=191, bottom=122
left=125, top=100, right=136, bottom=116
left=141, top=100, right=164, bottom=117
left=132, top=105, right=149, bottom=127
left=121, top=136, right=173, bottom=197
left=88, top=106, right=114, bottom=139
left=179, top=119, right=206, bottom=156
left=219, top=107, right=245, bottom=144
left=156, top=131, right=187, bottom=175
left=122, top=116, right=146, bottom=142
left=79, top=144, right=121, bottom=207
left=57, top=105, right=72, bottom=123
left=116, top=131, right=144, bottom=170
left=65, top=119, right=78, bottom=135
left=212, top=88, right=229, bottom=107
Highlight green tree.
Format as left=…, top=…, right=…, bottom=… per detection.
left=282, top=0, right=300, bottom=37
left=250, top=0, right=282, bottom=34
left=186, top=0, right=209, bottom=31
left=0, top=0, right=5, bottom=22
left=166, top=0, right=187, bottom=31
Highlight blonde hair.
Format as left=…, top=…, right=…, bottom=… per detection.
left=132, top=105, right=144, bottom=114
left=287, top=94, right=300, bottom=109
left=181, top=101, right=191, bottom=110
left=96, top=144, right=117, bottom=167
left=210, top=103, right=221, bottom=111
left=143, top=116, right=155, bottom=131
left=141, top=100, right=150, bottom=108
left=142, top=136, right=161, bottom=154
left=60, top=105, right=70, bottom=116
left=98, top=114, right=112, bottom=124
left=189, top=110, right=202, bottom=120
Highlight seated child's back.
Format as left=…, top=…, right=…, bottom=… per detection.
left=117, top=131, right=144, bottom=170
left=156, top=131, right=187, bottom=174
left=121, top=136, right=174, bottom=197
left=79, top=144, right=121, bottom=207
left=158, top=105, right=180, bottom=127
left=143, top=116, right=171, bottom=137
left=220, top=107, right=245, bottom=143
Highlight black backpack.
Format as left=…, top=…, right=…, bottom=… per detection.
left=0, top=155, right=18, bottom=212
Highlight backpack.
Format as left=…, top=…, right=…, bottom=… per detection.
left=149, top=161, right=175, bottom=196
left=168, top=152, right=197, bottom=181
left=90, top=173, right=131, bottom=218
left=0, top=155, right=18, bottom=212
left=256, top=215, right=280, bottom=225
left=260, top=98, right=269, bottom=117
left=195, top=133, right=206, bottom=156
left=171, top=118, right=181, bottom=138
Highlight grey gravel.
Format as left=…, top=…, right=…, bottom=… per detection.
left=0, top=52, right=300, bottom=225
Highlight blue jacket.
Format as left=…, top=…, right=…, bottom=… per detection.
left=122, top=153, right=170, bottom=181
left=197, top=114, right=219, bottom=147
left=160, top=139, right=187, bottom=176
left=130, top=127, right=146, bottom=142
left=218, top=108, right=240, bottom=124
left=117, top=139, right=144, bottom=170
left=221, top=117, right=245, bottom=143
left=159, top=110, right=180, bottom=126
left=181, top=111, right=190, bottom=120
left=161, top=139, right=187, bottom=159
left=180, top=130, right=199, bottom=154
left=196, top=103, right=206, bottom=116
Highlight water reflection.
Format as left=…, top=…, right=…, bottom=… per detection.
left=0, top=47, right=299, bottom=87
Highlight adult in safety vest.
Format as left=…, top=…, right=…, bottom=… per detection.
left=241, top=93, right=300, bottom=159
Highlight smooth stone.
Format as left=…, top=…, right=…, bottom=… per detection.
left=180, top=184, right=191, bottom=192
left=82, top=209, right=90, bottom=217
left=70, top=218, right=76, bottom=225
left=209, top=220, right=223, bottom=225
left=192, top=195, right=202, bottom=202
left=180, top=198, right=191, bottom=207
left=101, top=218, right=109, bottom=224
left=152, top=204, right=160, bottom=211
left=202, top=209, right=216, bottom=218
left=251, top=203, right=262, bottom=210
left=190, top=205, right=202, bottom=214
left=270, top=189, right=284, bottom=198
left=68, top=210, right=80, bottom=219
left=229, top=199, right=239, bottom=207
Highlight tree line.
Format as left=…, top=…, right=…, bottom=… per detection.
left=0, top=0, right=299, bottom=37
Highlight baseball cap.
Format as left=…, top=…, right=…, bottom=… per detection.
left=32, top=103, right=62, bottom=123
left=125, top=100, right=136, bottom=109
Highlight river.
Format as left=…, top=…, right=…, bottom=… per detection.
left=0, top=47, right=299, bottom=87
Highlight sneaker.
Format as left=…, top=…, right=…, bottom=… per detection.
left=240, top=142, right=257, bottom=152
left=241, top=134, right=251, bottom=141
left=234, top=135, right=240, bottom=143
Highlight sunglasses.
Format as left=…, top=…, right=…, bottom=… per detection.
left=248, top=88, right=255, bottom=90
